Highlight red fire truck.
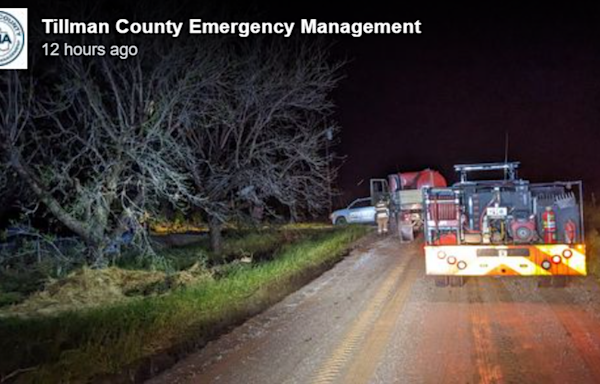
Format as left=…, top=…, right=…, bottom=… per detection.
left=423, top=162, right=586, bottom=287
left=371, top=169, right=447, bottom=241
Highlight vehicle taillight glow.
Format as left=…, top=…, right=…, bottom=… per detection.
left=457, top=261, right=467, bottom=270
left=447, top=256, right=457, bottom=265
left=551, top=255, right=562, bottom=264
left=541, top=260, right=552, bottom=270
left=437, top=251, right=446, bottom=259
left=562, top=249, right=573, bottom=259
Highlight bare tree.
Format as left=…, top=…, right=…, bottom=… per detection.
left=1, top=33, right=343, bottom=258
left=0, top=163, right=27, bottom=221
left=0, top=74, right=28, bottom=226
left=183, top=38, right=343, bottom=253
left=0, top=41, right=211, bottom=264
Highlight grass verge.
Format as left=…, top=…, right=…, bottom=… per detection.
left=0, top=226, right=326, bottom=312
left=585, top=205, right=600, bottom=279
left=0, top=225, right=370, bottom=383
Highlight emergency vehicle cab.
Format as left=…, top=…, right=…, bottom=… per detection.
left=423, top=162, right=586, bottom=287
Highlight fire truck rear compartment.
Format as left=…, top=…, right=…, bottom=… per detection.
left=424, top=162, right=584, bottom=247
left=423, top=162, right=586, bottom=284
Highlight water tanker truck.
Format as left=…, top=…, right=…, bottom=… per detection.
left=371, top=169, right=447, bottom=241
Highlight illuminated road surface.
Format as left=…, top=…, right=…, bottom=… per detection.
left=149, top=236, right=600, bottom=384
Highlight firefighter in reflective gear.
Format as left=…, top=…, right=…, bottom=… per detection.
left=376, top=198, right=390, bottom=235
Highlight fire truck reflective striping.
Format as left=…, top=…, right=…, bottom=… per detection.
left=422, top=162, right=587, bottom=284
left=424, top=244, right=586, bottom=276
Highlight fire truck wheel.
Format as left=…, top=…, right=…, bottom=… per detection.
left=399, top=225, right=414, bottom=242
left=537, top=277, right=552, bottom=288
left=434, top=276, right=449, bottom=287
left=449, top=276, right=465, bottom=287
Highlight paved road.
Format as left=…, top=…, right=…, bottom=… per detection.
left=149, top=236, right=600, bottom=384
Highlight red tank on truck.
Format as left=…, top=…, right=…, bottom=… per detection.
left=370, top=169, right=447, bottom=242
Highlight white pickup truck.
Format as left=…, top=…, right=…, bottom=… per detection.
left=329, top=198, right=376, bottom=225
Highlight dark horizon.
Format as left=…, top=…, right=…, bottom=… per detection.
left=12, top=2, right=600, bottom=208
left=328, top=9, right=600, bottom=205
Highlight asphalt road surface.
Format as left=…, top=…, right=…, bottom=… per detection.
left=149, top=236, right=600, bottom=384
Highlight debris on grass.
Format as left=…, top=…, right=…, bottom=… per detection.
left=0, top=264, right=213, bottom=317
left=0, top=225, right=369, bottom=382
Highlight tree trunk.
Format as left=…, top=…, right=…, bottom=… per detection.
left=88, top=242, right=106, bottom=268
left=0, top=184, right=17, bottom=222
left=289, top=204, right=297, bottom=224
left=208, top=215, right=223, bottom=255
left=8, top=151, right=95, bottom=242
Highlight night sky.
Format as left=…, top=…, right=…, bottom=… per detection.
left=325, top=8, right=600, bottom=205
left=24, top=2, right=600, bottom=207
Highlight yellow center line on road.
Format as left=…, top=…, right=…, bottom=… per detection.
left=311, top=246, right=417, bottom=384
left=341, top=264, right=419, bottom=384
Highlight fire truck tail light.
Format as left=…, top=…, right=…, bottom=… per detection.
left=437, top=251, right=447, bottom=259
left=541, top=260, right=552, bottom=270
left=562, top=249, right=573, bottom=259
left=447, top=256, right=457, bottom=265
left=457, top=261, right=467, bottom=270
left=552, top=255, right=562, bottom=264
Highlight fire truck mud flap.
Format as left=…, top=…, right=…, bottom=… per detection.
left=538, top=275, right=568, bottom=288
left=434, top=275, right=465, bottom=288
left=399, top=223, right=414, bottom=242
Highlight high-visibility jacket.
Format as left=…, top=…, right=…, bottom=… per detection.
left=376, top=202, right=389, bottom=219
